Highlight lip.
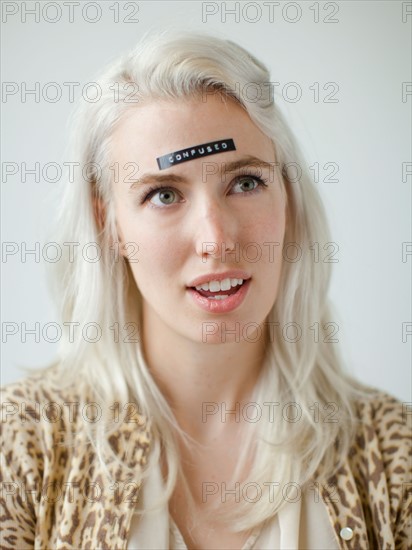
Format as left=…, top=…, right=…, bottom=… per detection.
left=187, top=270, right=251, bottom=288
left=187, top=278, right=251, bottom=314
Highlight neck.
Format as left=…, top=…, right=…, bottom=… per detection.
left=141, top=310, right=267, bottom=437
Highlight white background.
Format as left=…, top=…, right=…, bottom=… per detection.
left=1, top=1, right=411, bottom=401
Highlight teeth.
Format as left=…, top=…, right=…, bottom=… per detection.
left=209, top=280, right=221, bottom=292
left=195, top=278, right=244, bottom=291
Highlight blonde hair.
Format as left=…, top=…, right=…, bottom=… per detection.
left=40, top=29, right=371, bottom=532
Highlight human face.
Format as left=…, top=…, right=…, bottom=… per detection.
left=110, top=94, right=287, bottom=345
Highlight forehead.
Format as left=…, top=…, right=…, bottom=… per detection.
left=109, top=95, right=275, bottom=171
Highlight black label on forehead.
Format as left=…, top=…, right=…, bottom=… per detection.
left=156, top=138, right=236, bottom=170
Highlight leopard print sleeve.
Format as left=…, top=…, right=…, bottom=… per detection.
left=0, top=381, right=43, bottom=549
left=370, top=394, right=412, bottom=549
left=350, top=392, right=412, bottom=549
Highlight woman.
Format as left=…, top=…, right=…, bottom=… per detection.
left=1, top=31, right=410, bottom=549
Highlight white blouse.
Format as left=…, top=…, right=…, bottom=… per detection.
left=127, top=458, right=339, bottom=549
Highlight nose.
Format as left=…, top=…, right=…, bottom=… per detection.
left=193, top=198, right=238, bottom=261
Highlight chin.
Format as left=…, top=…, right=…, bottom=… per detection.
left=189, top=317, right=264, bottom=346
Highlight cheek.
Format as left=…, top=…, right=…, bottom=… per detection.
left=245, top=203, right=286, bottom=274
left=120, top=216, right=184, bottom=288
left=245, top=202, right=286, bottom=246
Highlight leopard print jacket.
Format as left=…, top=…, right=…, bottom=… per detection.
left=1, top=365, right=411, bottom=549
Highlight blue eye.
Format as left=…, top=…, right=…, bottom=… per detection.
left=231, top=175, right=266, bottom=194
left=149, top=188, right=177, bottom=206
left=141, top=186, right=180, bottom=206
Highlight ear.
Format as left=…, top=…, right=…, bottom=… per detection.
left=93, top=195, right=106, bottom=234
left=93, top=195, right=129, bottom=259
left=277, top=173, right=289, bottom=232
left=115, top=219, right=129, bottom=258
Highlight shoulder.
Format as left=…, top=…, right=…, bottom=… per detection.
left=1, top=364, right=152, bottom=503
left=1, top=363, right=79, bottom=404
left=352, top=389, right=411, bottom=461
left=1, top=364, right=82, bottom=438
left=1, top=364, right=151, bottom=472
left=1, top=365, right=81, bottom=476
left=1, top=364, right=149, bottom=446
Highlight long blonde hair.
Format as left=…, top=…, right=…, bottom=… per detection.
left=40, top=29, right=371, bottom=532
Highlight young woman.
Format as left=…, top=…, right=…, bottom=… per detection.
left=1, top=31, right=410, bottom=549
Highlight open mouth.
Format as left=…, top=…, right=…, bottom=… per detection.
left=186, top=277, right=251, bottom=313
left=191, top=278, right=246, bottom=300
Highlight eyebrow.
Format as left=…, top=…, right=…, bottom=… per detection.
left=128, top=155, right=276, bottom=191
